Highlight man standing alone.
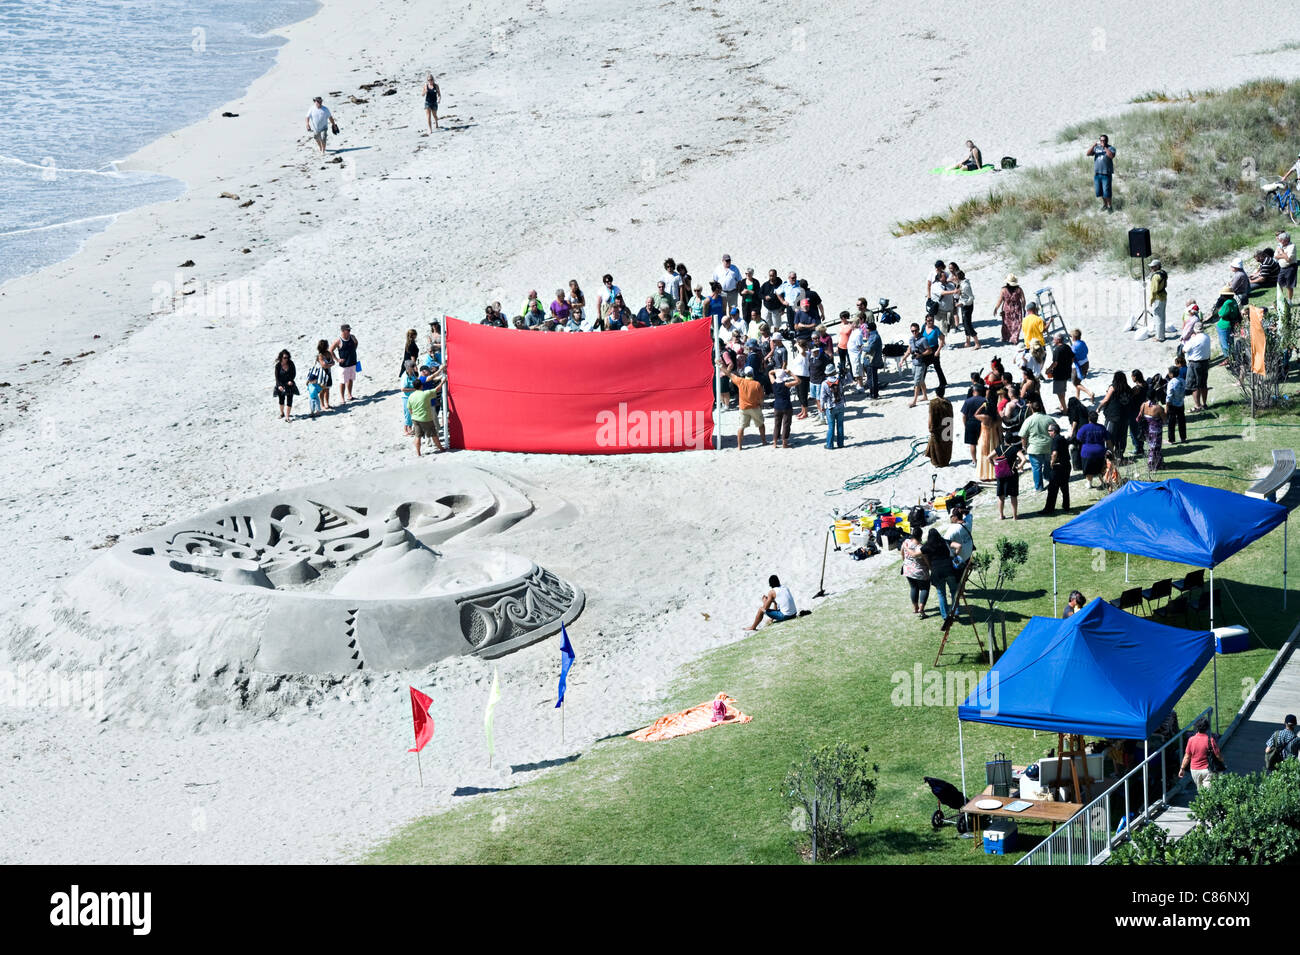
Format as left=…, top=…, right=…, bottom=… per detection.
left=306, top=96, right=334, bottom=154
left=1087, top=134, right=1116, bottom=211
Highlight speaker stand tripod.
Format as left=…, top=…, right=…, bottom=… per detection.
left=1125, top=253, right=1153, bottom=335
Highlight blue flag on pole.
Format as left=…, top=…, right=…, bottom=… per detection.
left=556, top=623, right=575, bottom=708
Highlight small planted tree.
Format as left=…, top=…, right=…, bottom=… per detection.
left=967, top=537, right=1030, bottom=658
left=784, top=741, right=879, bottom=862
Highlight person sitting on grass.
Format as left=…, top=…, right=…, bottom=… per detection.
left=744, top=574, right=799, bottom=631
left=1250, top=248, right=1279, bottom=291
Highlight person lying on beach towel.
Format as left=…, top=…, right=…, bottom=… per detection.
left=630, top=693, right=752, bottom=742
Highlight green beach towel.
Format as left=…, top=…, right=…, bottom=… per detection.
left=929, top=164, right=998, bottom=176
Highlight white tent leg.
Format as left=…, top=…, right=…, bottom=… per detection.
left=1053, top=542, right=1058, bottom=617
left=958, top=717, right=967, bottom=804
left=1125, top=553, right=1129, bottom=584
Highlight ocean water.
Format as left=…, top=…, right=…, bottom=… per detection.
left=0, top=0, right=318, bottom=285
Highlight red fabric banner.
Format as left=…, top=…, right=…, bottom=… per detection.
left=408, top=686, right=434, bottom=753
left=446, top=318, right=715, bottom=453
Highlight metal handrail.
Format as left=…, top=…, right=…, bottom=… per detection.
left=1015, top=706, right=1213, bottom=866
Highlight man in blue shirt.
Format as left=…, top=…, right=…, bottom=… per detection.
left=777, top=271, right=802, bottom=324
left=1086, top=134, right=1116, bottom=211
left=792, top=301, right=818, bottom=341
left=920, top=314, right=948, bottom=392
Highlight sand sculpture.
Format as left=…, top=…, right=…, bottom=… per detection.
left=113, top=464, right=584, bottom=674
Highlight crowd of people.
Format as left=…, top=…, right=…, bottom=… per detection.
left=271, top=233, right=1269, bottom=500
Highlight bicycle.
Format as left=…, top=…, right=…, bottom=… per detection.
left=1260, top=177, right=1300, bottom=223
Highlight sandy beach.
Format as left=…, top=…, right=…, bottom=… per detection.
left=2, top=0, right=1297, bottom=863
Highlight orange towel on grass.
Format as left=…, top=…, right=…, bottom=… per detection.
left=630, top=693, right=752, bottom=742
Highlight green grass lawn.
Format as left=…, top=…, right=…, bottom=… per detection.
left=894, top=79, right=1300, bottom=275
left=368, top=381, right=1300, bottom=865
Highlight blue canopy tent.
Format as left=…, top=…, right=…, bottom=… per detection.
left=956, top=597, right=1215, bottom=802
left=1050, top=479, right=1287, bottom=732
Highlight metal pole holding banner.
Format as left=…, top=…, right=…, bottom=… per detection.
left=1285, top=517, right=1289, bottom=611
left=712, top=314, right=722, bottom=450
left=441, top=316, right=451, bottom=449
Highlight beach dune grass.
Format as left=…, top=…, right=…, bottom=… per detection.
left=369, top=393, right=1299, bottom=865
left=895, top=79, right=1300, bottom=274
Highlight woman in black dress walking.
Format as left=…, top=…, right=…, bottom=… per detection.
left=423, top=74, right=440, bottom=132
left=274, top=349, right=298, bottom=422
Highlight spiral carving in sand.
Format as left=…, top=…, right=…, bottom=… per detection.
left=106, top=463, right=584, bottom=674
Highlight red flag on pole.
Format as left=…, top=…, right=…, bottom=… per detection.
left=408, top=686, right=434, bottom=753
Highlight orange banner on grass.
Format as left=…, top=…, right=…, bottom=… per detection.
left=1249, top=306, right=1267, bottom=375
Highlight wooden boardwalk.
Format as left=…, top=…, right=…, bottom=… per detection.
left=1147, top=624, right=1300, bottom=845
left=1219, top=637, right=1300, bottom=775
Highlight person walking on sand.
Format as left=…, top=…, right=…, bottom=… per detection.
left=956, top=268, right=978, bottom=348
left=306, top=96, right=335, bottom=153
left=994, top=274, right=1026, bottom=344
left=423, top=74, right=441, bottom=133
left=332, top=324, right=360, bottom=403
left=314, top=339, right=335, bottom=410
left=274, top=349, right=299, bottom=421
left=1086, top=133, right=1116, bottom=211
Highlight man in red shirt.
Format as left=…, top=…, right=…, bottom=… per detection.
left=1178, top=717, right=1223, bottom=790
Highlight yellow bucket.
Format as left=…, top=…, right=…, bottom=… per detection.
left=833, top=520, right=853, bottom=544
